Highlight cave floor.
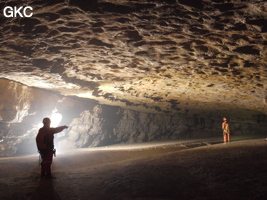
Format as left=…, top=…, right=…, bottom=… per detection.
left=1, top=136, right=267, bottom=200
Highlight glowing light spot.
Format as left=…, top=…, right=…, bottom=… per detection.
left=51, top=112, right=62, bottom=127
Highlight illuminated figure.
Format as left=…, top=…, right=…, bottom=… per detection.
left=222, top=117, right=230, bottom=144
left=36, top=117, right=68, bottom=178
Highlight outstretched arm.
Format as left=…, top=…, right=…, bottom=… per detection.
left=53, top=125, right=68, bottom=134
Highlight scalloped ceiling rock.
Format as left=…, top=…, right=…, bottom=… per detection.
left=1, top=0, right=267, bottom=116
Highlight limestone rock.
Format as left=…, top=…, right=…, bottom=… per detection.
left=1, top=0, right=267, bottom=156
left=69, top=0, right=98, bottom=11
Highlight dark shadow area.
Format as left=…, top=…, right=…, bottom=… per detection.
left=32, top=178, right=62, bottom=200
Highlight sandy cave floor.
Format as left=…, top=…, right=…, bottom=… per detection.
left=1, top=137, right=267, bottom=200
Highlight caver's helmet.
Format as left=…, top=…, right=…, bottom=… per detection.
left=42, top=117, right=51, bottom=124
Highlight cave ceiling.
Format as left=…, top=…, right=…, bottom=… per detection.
left=1, top=0, right=267, bottom=116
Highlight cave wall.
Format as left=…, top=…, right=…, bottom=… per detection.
left=59, top=106, right=267, bottom=150
left=0, top=79, right=266, bottom=156
left=0, top=79, right=68, bottom=156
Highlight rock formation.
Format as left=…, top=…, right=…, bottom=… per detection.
left=0, top=79, right=266, bottom=156
left=0, top=0, right=267, bottom=156
left=69, top=0, right=98, bottom=11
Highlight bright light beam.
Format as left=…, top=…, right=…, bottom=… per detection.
left=50, top=112, right=62, bottom=127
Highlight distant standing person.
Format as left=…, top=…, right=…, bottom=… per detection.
left=222, top=117, right=230, bottom=144
left=36, top=117, right=68, bottom=179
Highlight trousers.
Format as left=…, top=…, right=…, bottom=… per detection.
left=223, top=133, right=230, bottom=143
left=40, top=149, right=54, bottom=174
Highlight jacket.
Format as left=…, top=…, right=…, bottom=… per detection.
left=36, top=126, right=65, bottom=151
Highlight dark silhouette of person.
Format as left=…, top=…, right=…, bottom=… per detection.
left=36, top=117, right=68, bottom=178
